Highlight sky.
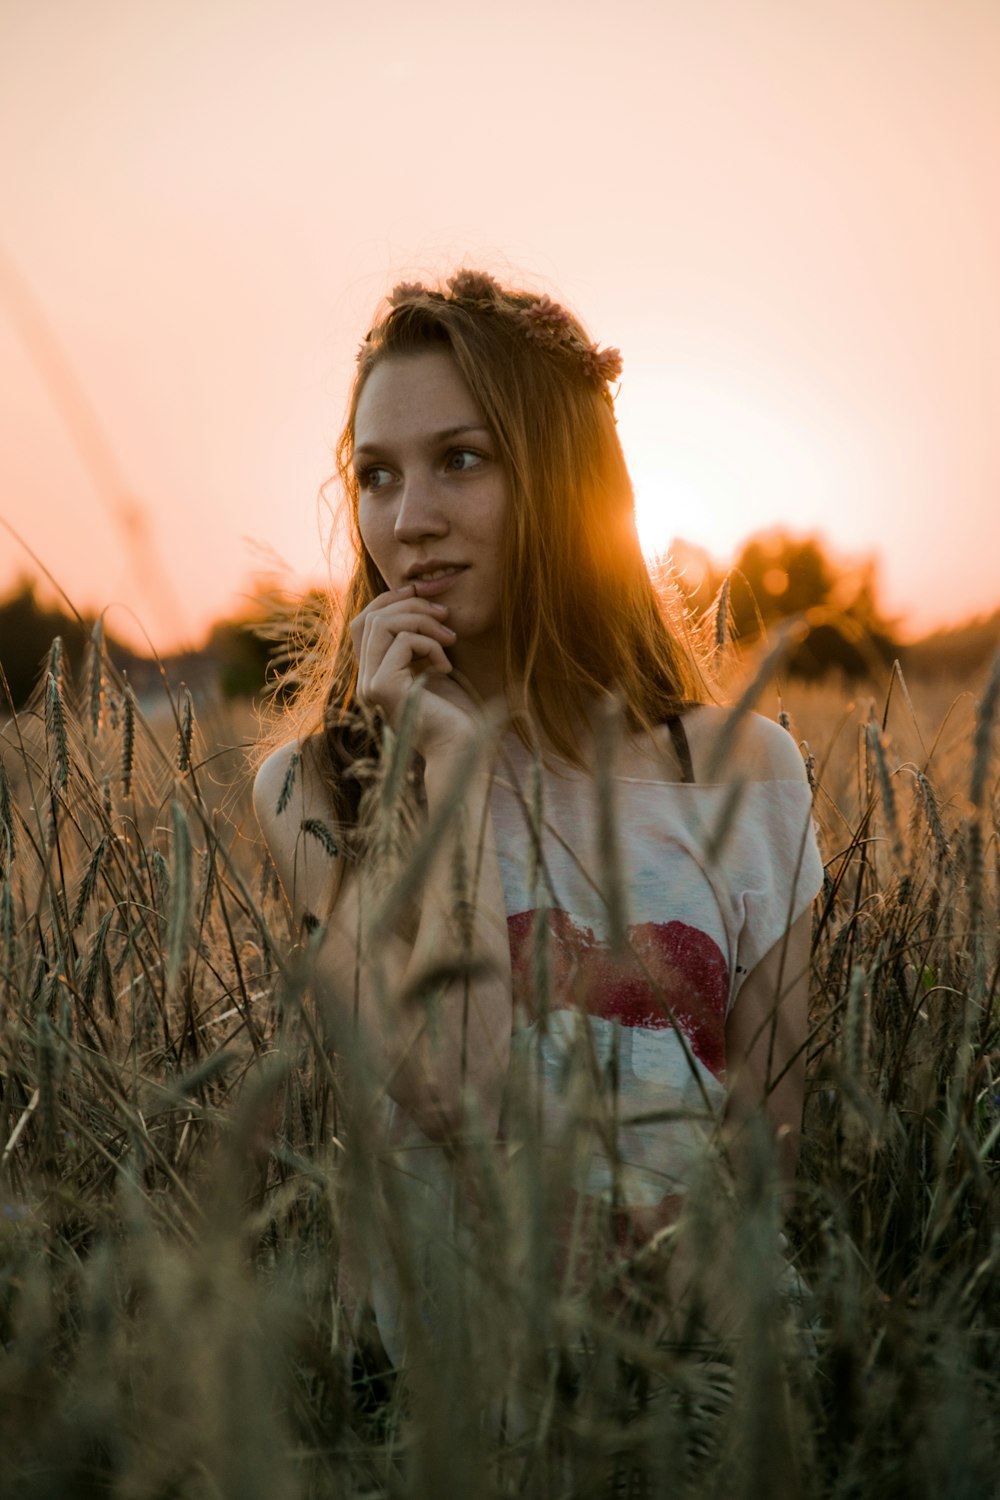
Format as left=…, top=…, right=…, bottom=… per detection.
left=1, top=0, right=998, bottom=652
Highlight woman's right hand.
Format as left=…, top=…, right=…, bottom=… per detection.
left=351, top=586, right=479, bottom=755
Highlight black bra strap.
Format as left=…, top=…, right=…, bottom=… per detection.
left=666, top=715, right=695, bottom=784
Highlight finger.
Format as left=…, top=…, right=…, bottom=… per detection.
left=356, top=584, right=415, bottom=619
left=357, top=621, right=453, bottom=695
left=351, top=591, right=412, bottom=655
left=359, top=631, right=453, bottom=705
left=379, top=630, right=453, bottom=677
left=354, top=587, right=451, bottom=627
left=351, top=591, right=449, bottom=652
left=362, top=610, right=456, bottom=649
left=355, top=612, right=456, bottom=684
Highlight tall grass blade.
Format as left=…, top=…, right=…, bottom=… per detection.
left=86, top=616, right=105, bottom=737
left=71, top=834, right=107, bottom=928
left=120, top=677, right=136, bottom=796
left=300, top=817, right=339, bottom=858
left=275, top=748, right=299, bottom=814
left=45, top=671, right=69, bottom=793
left=177, top=683, right=194, bottom=775
left=970, top=649, right=1000, bottom=810
left=916, top=770, right=950, bottom=863
left=866, top=712, right=902, bottom=863
left=166, top=798, right=192, bottom=993
left=593, top=697, right=626, bottom=955
left=0, top=757, right=15, bottom=872
left=82, top=909, right=115, bottom=1018
left=714, top=574, right=732, bottom=654
left=1, top=875, right=17, bottom=976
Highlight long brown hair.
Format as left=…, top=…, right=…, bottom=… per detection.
left=271, top=271, right=710, bottom=835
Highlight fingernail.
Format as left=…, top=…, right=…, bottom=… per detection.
left=443, top=626, right=457, bottom=638
left=429, top=602, right=448, bottom=614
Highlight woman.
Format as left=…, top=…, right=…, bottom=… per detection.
left=254, top=269, right=822, bottom=1368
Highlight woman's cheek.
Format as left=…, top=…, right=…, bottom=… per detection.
left=358, top=510, right=391, bottom=578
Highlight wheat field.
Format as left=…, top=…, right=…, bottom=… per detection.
left=0, top=631, right=998, bottom=1499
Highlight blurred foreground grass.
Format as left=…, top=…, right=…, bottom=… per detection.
left=1, top=634, right=998, bottom=1499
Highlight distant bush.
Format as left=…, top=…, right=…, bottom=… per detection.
left=0, top=576, right=96, bottom=709
left=207, top=617, right=274, bottom=699
left=674, top=531, right=900, bottom=680
left=0, top=577, right=287, bottom=709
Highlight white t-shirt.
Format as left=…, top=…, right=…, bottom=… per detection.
left=491, top=723, right=824, bottom=1208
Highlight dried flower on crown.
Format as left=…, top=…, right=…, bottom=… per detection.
left=517, top=295, right=576, bottom=345
left=515, top=296, right=623, bottom=390
left=447, top=269, right=501, bottom=302
left=388, top=281, right=427, bottom=306
left=579, top=344, right=623, bottom=384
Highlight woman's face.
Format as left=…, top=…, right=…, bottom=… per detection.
left=352, top=349, right=509, bottom=665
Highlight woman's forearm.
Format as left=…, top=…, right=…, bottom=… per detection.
left=319, top=747, right=512, bottom=1142
left=395, top=753, right=511, bottom=1136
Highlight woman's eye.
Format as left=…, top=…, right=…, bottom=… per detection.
left=445, top=449, right=483, bottom=473
left=357, top=465, right=392, bottom=491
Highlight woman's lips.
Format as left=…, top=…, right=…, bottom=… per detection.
left=410, top=566, right=468, bottom=598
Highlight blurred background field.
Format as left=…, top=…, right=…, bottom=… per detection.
left=1, top=609, right=997, bottom=1498
left=5, top=0, right=1000, bottom=656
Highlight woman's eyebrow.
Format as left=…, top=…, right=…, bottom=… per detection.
left=352, top=424, right=491, bottom=458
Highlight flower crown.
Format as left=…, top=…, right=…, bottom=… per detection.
left=377, top=270, right=623, bottom=393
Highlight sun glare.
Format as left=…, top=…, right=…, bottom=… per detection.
left=618, top=376, right=847, bottom=569
left=632, top=476, right=713, bottom=562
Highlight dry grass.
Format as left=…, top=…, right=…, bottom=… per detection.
left=1, top=632, right=998, bottom=1498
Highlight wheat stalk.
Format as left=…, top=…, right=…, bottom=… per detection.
left=120, top=677, right=136, bottom=796
left=165, top=799, right=192, bottom=994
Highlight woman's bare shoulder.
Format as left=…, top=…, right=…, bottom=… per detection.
left=253, top=736, right=331, bottom=827
left=682, top=705, right=809, bottom=785
left=253, top=736, right=344, bottom=916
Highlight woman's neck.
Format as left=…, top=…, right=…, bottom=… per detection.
left=450, top=639, right=507, bottom=708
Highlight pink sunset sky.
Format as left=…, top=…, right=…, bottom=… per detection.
left=1, top=0, right=998, bottom=653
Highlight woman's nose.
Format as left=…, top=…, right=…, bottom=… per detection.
left=393, top=475, right=448, bottom=541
